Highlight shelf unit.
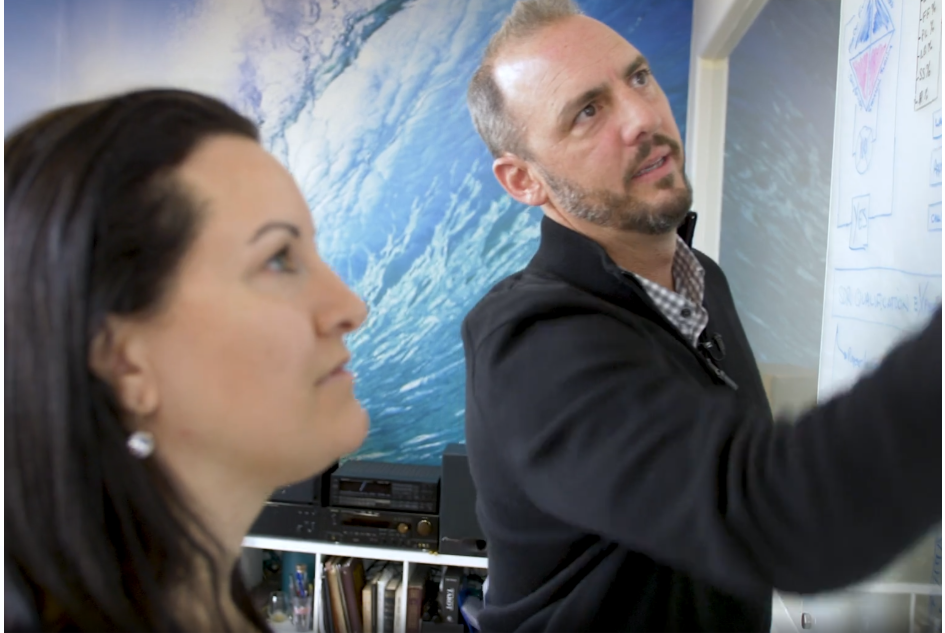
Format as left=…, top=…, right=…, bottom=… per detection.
left=246, top=535, right=942, bottom=633
left=243, top=535, right=488, bottom=633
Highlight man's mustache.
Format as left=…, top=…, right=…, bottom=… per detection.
left=623, top=134, right=682, bottom=188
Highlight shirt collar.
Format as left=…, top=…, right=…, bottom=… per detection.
left=619, top=235, right=705, bottom=299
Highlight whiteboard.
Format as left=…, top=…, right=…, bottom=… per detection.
left=817, top=0, right=942, bottom=623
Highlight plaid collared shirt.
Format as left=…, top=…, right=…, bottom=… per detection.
left=624, top=236, right=709, bottom=347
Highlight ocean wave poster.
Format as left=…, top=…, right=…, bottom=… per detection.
left=5, top=0, right=692, bottom=464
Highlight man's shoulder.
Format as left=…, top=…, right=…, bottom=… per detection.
left=463, top=269, right=571, bottom=331
left=462, top=268, right=615, bottom=348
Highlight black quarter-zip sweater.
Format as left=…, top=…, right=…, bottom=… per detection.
left=461, top=217, right=942, bottom=632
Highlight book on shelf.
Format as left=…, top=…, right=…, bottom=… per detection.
left=374, top=563, right=399, bottom=633
left=321, top=564, right=333, bottom=633
left=362, top=561, right=384, bottom=633
left=438, top=567, right=463, bottom=625
left=340, top=557, right=366, bottom=632
left=327, top=557, right=350, bottom=633
left=383, top=572, right=401, bottom=633
left=406, top=565, right=426, bottom=633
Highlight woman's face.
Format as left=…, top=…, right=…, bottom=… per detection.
left=128, top=134, right=368, bottom=489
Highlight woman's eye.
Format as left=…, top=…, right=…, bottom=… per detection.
left=266, top=246, right=295, bottom=273
left=631, top=68, right=651, bottom=87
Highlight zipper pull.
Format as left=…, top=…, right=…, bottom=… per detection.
left=709, top=362, right=739, bottom=391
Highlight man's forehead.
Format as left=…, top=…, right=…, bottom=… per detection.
left=493, top=17, right=639, bottom=115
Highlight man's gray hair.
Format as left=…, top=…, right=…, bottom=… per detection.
left=467, top=0, right=583, bottom=159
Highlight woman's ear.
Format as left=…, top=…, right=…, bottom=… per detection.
left=493, top=154, right=549, bottom=208
left=89, top=318, right=159, bottom=417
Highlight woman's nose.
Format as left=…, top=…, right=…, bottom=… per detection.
left=313, top=264, right=368, bottom=337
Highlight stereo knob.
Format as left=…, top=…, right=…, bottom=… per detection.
left=416, top=519, right=433, bottom=537
left=397, top=522, right=410, bottom=534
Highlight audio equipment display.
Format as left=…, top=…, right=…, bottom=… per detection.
left=320, top=508, right=439, bottom=550
left=330, top=461, right=440, bottom=513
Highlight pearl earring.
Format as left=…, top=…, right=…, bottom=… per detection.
left=127, top=430, right=155, bottom=459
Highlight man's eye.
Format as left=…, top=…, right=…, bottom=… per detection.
left=577, top=103, right=598, bottom=122
left=266, top=246, right=295, bottom=273
left=631, top=68, right=651, bottom=87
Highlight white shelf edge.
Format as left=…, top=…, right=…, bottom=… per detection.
left=846, top=582, right=942, bottom=596
left=242, top=535, right=488, bottom=569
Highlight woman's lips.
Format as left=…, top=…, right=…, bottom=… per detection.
left=317, top=360, right=353, bottom=386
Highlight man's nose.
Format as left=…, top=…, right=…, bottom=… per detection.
left=616, top=86, right=661, bottom=147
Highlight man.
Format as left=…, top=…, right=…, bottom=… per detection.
left=461, top=1, right=942, bottom=631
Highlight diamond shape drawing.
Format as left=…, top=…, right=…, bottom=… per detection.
left=849, top=0, right=895, bottom=111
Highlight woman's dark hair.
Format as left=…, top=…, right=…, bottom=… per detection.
left=5, top=89, right=268, bottom=631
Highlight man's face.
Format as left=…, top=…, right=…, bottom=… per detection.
left=494, top=15, right=692, bottom=234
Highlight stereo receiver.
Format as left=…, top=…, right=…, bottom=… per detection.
left=320, top=507, right=439, bottom=550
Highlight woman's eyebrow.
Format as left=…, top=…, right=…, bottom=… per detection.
left=248, top=221, right=301, bottom=244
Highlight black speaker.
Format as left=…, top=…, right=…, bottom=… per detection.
left=438, top=443, right=487, bottom=557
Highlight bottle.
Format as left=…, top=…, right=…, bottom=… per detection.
left=281, top=551, right=315, bottom=597
left=292, top=563, right=313, bottom=631
left=294, top=563, right=308, bottom=598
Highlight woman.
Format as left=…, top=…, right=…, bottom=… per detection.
left=5, top=89, right=369, bottom=631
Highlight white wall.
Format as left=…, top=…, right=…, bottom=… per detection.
left=684, top=0, right=768, bottom=260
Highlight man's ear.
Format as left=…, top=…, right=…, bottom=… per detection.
left=493, top=154, right=549, bottom=208
left=88, top=318, right=159, bottom=417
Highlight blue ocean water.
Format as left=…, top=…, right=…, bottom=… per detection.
left=5, top=0, right=692, bottom=465
left=264, top=0, right=693, bottom=464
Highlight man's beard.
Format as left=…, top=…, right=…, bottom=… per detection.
left=536, top=134, right=694, bottom=236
